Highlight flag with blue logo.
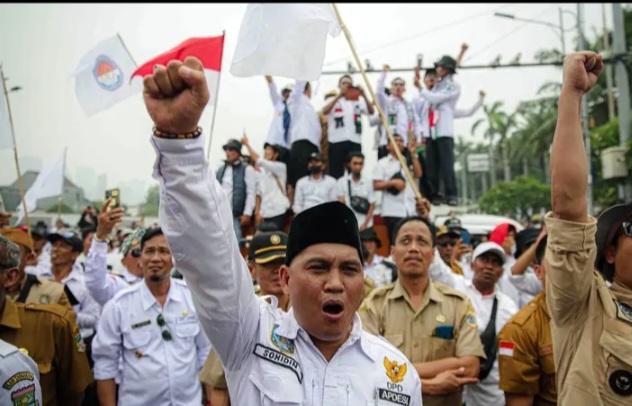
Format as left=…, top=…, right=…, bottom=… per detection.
left=73, top=34, right=140, bottom=116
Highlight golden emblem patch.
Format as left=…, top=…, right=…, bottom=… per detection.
left=270, top=234, right=281, bottom=245
left=384, top=357, right=407, bottom=383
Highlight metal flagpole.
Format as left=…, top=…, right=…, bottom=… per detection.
left=1, top=65, right=31, bottom=234
left=57, top=148, right=67, bottom=220
left=206, top=30, right=226, bottom=161
left=331, top=4, right=422, bottom=200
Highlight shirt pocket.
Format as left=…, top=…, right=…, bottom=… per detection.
left=425, top=336, right=457, bottom=359
left=249, top=362, right=303, bottom=405
left=599, top=318, right=632, bottom=403
left=122, top=329, right=152, bottom=350
left=175, top=321, right=200, bottom=339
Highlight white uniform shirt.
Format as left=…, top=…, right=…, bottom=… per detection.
left=364, top=254, right=384, bottom=282
left=84, top=239, right=139, bottom=306
left=336, top=174, right=377, bottom=228
left=289, top=80, right=322, bottom=148
left=326, top=98, right=369, bottom=144
left=265, top=82, right=291, bottom=148
left=292, top=174, right=338, bottom=214
left=38, top=264, right=101, bottom=338
left=372, top=155, right=417, bottom=218
left=217, top=162, right=256, bottom=217
left=506, top=266, right=542, bottom=308
left=149, top=134, right=423, bottom=406
left=92, top=279, right=211, bottom=406
left=0, top=339, right=43, bottom=406
left=416, top=75, right=461, bottom=138
left=428, top=255, right=519, bottom=405
left=376, top=72, right=422, bottom=146
left=256, top=158, right=290, bottom=218
left=414, top=94, right=484, bottom=139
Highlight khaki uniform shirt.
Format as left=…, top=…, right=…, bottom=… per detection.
left=0, top=300, right=93, bottom=406
left=8, top=274, right=73, bottom=311
left=545, top=213, right=632, bottom=405
left=498, top=292, right=557, bottom=405
left=359, top=279, right=486, bottom=406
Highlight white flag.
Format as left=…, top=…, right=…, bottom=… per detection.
left=0, top=70, right=13, bottom=150
left=15, top=151, right=66, bottom=224
left=230, top=4, right=341, bottom=81
left=73, top=35, right=140, bottom=116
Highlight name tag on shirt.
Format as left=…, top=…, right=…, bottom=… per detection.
left=375, top=387, right=411, bottom=406
left=131, top=320, right=151, bottom=330
left=253, top=343, right=303, bottom=383
left=175, top=315, right=198, bottom=325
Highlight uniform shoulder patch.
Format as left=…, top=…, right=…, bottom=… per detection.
left=434, top=281, right=468, bottom=301
left=22, top=302, right=70, bottom=319
left=364, top=283, right=394, bottom=301
left=508, top=301, right=538, bottom=327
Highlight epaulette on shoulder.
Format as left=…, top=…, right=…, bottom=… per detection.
left=433, top=281, right=468, bottom=301
left=364, top=282, right=395, bottom=302
left=111, top=283, right=142, bottom=302
left=508, top=301, right=538, bottom=327
left=22, top=302, right=70, bottom=319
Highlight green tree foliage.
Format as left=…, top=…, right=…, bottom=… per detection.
left=46, top=202, right=74, bottom=214
left=478, top=176, right=551, bottom=216
left=140, top=185, right=160, bottom=217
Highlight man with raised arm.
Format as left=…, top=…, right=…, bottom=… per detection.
left=141, top=57, right=422, bottom=405
left=546, top=51, right=632, bottom=404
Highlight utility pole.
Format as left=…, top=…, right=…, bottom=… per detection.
left=603, top=3, right=616, bottom=121
left=578, top=3, right=594, bottom=215
left=612, top=3, right=632, bottom=201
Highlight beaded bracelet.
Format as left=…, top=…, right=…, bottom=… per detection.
left=153, top=126, right=203, bottom=139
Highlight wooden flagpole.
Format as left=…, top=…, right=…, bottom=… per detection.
left=206, top=30, right=226, bottom=160
left=0, top=64, right=31, bottom=234
left=331, top=4, right=423, bottom=201
left=56, top=148, right=67, bottom=220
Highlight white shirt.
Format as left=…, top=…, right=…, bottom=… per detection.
left=265, top=82, right=291, bottom=148
left=292, top=174, right=338, bottom=214
left=507, top=266, right=542, bottom=308
left=376, top=72, right=422, bottom=146
left=84, top=239, right=140, bottom=306
left=414, top=94, right=484, bottom=139
left=336, top=174, right=376, bottom=228
left=256, top=158, right=290, bottom=218
left=427, top=256, right=518, bottom=406
left=416, top=75, right=461, bottom=138
left=92, top=279, right=211, bottom=406
left=289, top=80, right=322, bottom=148
left=149, top=134, right=423, bottom=406
left=217, top=162, right=256, bottom=217
left=0, top=339, right=43, bottom=406
left=364, top=254, right=384, bottom=281
left=38, top=264, right=101, bottom=338
left=372, top=155, right=417, bottom=218
left=326, top=98, right=369, bottom=144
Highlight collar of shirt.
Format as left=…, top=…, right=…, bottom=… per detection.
left=274, top=307, right=377, bottom=362
left=0, top=300, right=21, bottom=329
left=140, top=279, right=184, bottom=311
left=388, top=279, right=444, bottom=314
left=465, top=279, right=499, bottom=299
left=38, top=263, right=82, bottom=283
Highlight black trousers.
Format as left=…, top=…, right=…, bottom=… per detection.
left=288, top=140, right=319, bottom=187
left=378, top=145, right=389, bottom=160
left=264, top=212, right=287, bottom=232
left=426, top=137, right=457, bottom=200
left=328, top=141, right=362, bottom=179
left=417, top=150, right=434, bottom=199
left=383, top=216, right=404, bottom=245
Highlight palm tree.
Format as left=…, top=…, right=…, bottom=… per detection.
left=494, top=111, right=518, bottom=182
left=471, top=101, right=502, bottom=187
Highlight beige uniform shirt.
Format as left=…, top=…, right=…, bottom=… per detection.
left=545, top=213, right=632, bottom=405
left=359, top=279, right=485, bottom=406
left=8, top=275, right=72, bottom=311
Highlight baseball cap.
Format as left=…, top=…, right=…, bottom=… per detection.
left=444, top=217, right=463, bottom=231
left=472, top=242, right=506, bottom=265
left=309, top=152, right=324, bottom=161
left=47, top=231, right=83, bottom=253
left=248, top=232, right=288, bottom=264
left=436, top=225, right=460, bottom=239
left=0, top=228, right=34, bottom=251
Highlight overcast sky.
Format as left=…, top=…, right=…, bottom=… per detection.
left=0, top=3, right=618, bottom=203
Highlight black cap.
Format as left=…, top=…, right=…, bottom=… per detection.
left=444, top=217, right=463, bottom=231
left=223, top=139, right=242, bottom=152
left=359, top=228, right=382, bottom=249
left=435, top=55, right=457, bottom=73
left=47, top=231, right=83, bottom=253
left=248, top=232, right=288, bottom=264
left=286, top=202, right=363, bottom=266
left=515, top=228, right=541, bottom=258
left=309, top=152, right=324, bottom=162
left=596, top=202, right=632, bottom=280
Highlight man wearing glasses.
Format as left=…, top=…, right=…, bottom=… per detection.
left=92, top=227, right=211, bottom=406
left=84, top=199, right=145, bottom=306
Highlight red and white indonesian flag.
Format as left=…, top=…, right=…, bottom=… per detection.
left=131, top=35, right=225, bottom=105
left=230, top=4, right=341, bottom=81
left=499, top=341, right=515, bottom=357
left=73, top=35, right=140, bottom=116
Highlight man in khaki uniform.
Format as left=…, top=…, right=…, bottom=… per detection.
left=360, top=216, right=485, bottom=406
left=0, top=228, right=72, bottom=310
left=200, top=231, right=291, bottom=406
left=546, top=51, right=632, bottom=405
left=0, top=234, right=93, bottom=406
left=498, top=235, right=557, bottom=406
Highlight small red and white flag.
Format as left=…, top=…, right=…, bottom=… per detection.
left=131, top=35, right=224, bottom=105
left=499, top=341, right=515, bottom=357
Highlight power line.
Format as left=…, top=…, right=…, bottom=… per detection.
left=323, top=3, right=515, bottom=67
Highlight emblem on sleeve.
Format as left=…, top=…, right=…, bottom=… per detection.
left=270, top=324, right=295, bottom=354
left=609, top=370, right=632, bottom=396
left=616, top=301, right=632, bottom=325
left=384, top=357, right=407, bottom=383
left=39, top=294, right=50, bottom=304
left=3, top=372, right=35, bottom=390
left=75, top=333, right=86, bottom=353
left=10, top=383, right=37, bottom=406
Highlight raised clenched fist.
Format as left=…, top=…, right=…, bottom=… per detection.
left=142, top=57, right=210, bottom=134
left=562, top=51, right=603, bottom=96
